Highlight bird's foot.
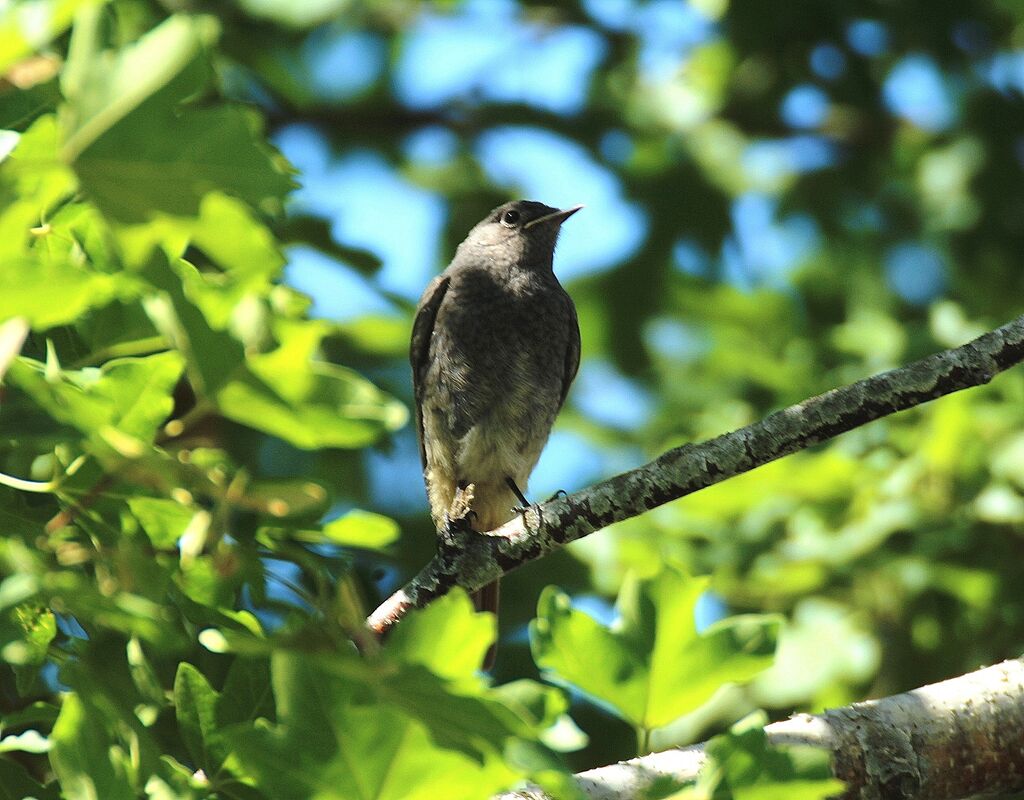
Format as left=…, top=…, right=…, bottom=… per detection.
left=506, top=477, right=533, bottom=517
left=510, top=486, right=568, bottom=516
left=440, top=508, right=477, bottom=549
left=440, top=483, right=477, bottom=547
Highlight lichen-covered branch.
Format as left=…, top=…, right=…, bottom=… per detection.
left=497, top=659, right=1024, bottom=800
left=368, top=313, right=1024, bottom=634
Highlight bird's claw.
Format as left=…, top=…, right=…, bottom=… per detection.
left=546, top=489, right=568, bottom=502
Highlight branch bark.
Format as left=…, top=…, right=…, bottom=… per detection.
left=367, top=313, right=1024, bottom=634
left=497, top=659, right=1024, bottom=800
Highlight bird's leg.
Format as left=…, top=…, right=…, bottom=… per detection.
left=506, top=477, right=533, bottom=516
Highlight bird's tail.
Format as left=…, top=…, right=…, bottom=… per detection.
left=473, top=579, right=500, bottom=670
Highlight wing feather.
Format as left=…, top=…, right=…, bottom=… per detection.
left=410, top=274, right=451, bottom=469
left=559, top=294, right=581, bottom=409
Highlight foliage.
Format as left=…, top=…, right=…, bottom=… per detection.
left=2, top=0, right=1024, bottom=796
left=532, top=569, right=778, bottom=751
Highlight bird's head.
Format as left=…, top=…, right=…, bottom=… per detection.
left=456, top=200, right=583, bottom=269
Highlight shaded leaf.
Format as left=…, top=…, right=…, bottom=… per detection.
left=49, top=694, right=135, bottom=800
left=689, top=713, right=845, bottom=800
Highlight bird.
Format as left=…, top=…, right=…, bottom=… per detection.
left=410, top=200, right=581, bottom=667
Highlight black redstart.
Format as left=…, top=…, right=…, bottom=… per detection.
left=410, top=200, right=581, bottom=666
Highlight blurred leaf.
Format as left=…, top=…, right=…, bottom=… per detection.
left=0, top=317, right=28, bottom=379
left=531, top=568, right=780, bottom=731
left=174, top=662, right=227, bottom=776
left=189, top=192, right=286, bottom=279
left=0, top=728, right=50, bottom=753
left=0, top=757, right=57, bottom=800
left=49, top=694, right=135, bottom=800
left=217, top=323, right=407, bottom=450
left=0, top=0, right=95, bottom=73
left=0, top=74, right=60, bottom=130
left=235, top=0, right=354, bottom=29
left=4, top=604, right=56, bottom=665
left=322, top=508, right=400, bottom=549
left=62, top=14, right=293, bottom=221
left=0, top=258, right=142, bottom=331
left=8, top=351, right=184, bottom=442
left=280, top=215, right=383, bottom=274
left=687, top=713, right=845, bottom=800
left=127, top=497, right=195, bottom=548
left=493, top=679, right=588, bottom=753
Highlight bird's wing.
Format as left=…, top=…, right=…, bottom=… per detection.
left=410, top=274, right=451, bottom=469
left=559, top=294, right=581, bottom=409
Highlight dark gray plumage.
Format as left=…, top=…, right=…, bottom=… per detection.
left=410, top=200, right=581, bottom=652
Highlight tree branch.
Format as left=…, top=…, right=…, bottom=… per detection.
left=367, top=313, right=1024, bottom=634
left=497, top=658, right=1024, bottom=800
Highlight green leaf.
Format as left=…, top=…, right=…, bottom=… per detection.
left=531, top=567, right=780, bottom=731
left=62, top=14, right=294, bottom=221
left=492, top=679, right=588, bottom=753
left=49, top=694, right=135, bottom=800
left=322, top=509, right=400, bottom=549
left=0, top=257, right=140, bottom=330
left=8, top=351, right=184, bottom=442
left=229, top=652, right=522, bottom=800
left=692, top=713, right=845, bottom=800
left=216, top=322, right=407, bottom=450
left=383, top=590, right=494, bottom=680
left=235, top=0, right=353, bottom=29
left=174, top=662, right=225, bottom=775
left=189, top=192, right=286, bottom=279
left=127, top=497, right=195, bottom=548
left=0, top=75, right=60, bottom=130
left=4, top=604, right=56, bottom=664
left=141, top=255, right=246, bottom=396
left=0, top=757, right=57, bottom=800
left=117, top=192, right=285, bottom=282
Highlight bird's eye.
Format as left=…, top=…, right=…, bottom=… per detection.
left=500, top=209, right=521, bottom=227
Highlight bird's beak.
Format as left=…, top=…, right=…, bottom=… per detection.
left=524, top=204, right=584, bottom=230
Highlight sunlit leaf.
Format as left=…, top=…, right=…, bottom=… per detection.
left=230, top=651, right=523, bottom=800
left=322, top=508, right=400, bottom=549
left=7, top=351, right=184, bottom=441
left=127, top=497, right=195, bottom=548
left=0, top=0, right=96, bottom=73
left=62, top=14, right=294, bottom=221
left=383, top=590, right=494, bottom=680
left=531, top=567, right=780, bottom=730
